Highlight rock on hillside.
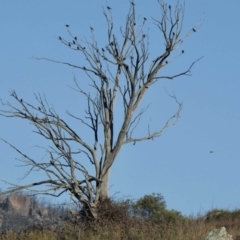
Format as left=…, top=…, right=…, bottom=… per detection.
left=205, top=227, right=233, bottom=240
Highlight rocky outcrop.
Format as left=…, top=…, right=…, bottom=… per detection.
left=205, top=227, right=233, bottom=240
left=0, top=194, right=68, bottom=233
left=4, top=195, right=30, bottom=216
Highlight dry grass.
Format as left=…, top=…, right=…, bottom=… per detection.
left=1, top=201, right=240, bottom=240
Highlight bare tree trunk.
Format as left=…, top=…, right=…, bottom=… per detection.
left=99, top=169, right=110, bottom=199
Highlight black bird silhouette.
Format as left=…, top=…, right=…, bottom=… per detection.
left=102, top=48, right=105, bottom=52
left=58, top=36, right=62, bottom=40
left=172, top=32, right=175, bottom=36
left=20, top=99, right=23, bottom=102
left=73, top=40, right=75, bottom=44
left=38, top=107, right=41, bottom=111
left=169, top=5, right=171, bottom=9
left=90, top=26, right=94, bottom=31
left=193, top=28, right=196, bottom=32
left=74, top=36, right=77, bottom=40
left=65, top=24, right=69, bottom=27
left=77, top=46, right=79, bottom=50
left=165, top=61, right=168, bottom=64
left=143, top=34, right=146, bottom=38
left=68, top=43, right=71, bottom=47
left=107, top=6, right=111, bottom=10
left=131, top=1, right=135, bottom=5
left=182, top=50, right=184, bottom=53
left=83, top=47, right=86, bottom=50
left=144, top=17, right=147, bottom=20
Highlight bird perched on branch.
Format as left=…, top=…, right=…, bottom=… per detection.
left=107, top=6, right=111, bottom=10
left=65, top=24, right=69, bottom=27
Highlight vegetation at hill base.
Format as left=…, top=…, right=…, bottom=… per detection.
left=0, top=193, right=240, bottom=240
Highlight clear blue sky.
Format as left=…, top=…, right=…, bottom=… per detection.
left=0, top=0, right=240, bottom=217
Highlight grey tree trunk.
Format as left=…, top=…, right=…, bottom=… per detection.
left=99, top=169, right=110, bottom=199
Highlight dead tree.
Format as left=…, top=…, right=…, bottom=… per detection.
left=0, top=0, right=202, bottom=220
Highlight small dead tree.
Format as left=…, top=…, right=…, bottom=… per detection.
left=0, top=0, right=202, bottom=219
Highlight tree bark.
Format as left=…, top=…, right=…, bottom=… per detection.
left=99, top=168, right=110, bottom=200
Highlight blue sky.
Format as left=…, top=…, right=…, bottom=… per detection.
left=0, top=0, right=240, bottom=217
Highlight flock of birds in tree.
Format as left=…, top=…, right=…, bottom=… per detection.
left=59, top=3, right=196, bottom=62
left=17, top=3, right=209, bottom=154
